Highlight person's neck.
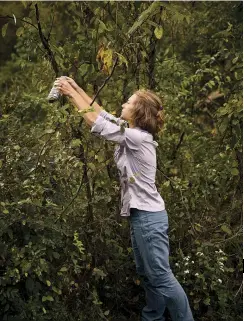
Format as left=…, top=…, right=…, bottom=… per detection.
left=128, top=120, right=135, bottom=129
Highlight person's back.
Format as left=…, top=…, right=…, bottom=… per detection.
left=115, top=126, right=165, bottom=215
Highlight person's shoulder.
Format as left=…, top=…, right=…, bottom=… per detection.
left=139, top=131, right=158, bottom=148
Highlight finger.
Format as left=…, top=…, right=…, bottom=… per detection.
left=66, top=78, right=72, bottom=82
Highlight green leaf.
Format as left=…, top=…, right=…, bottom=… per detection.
left=16, top=27, right=24, bottom=37
left=3, top=209, right=9, bottom=214
left=22, top=1, right=28, bottom=9
left=98, top=19, right=109, bottom=32
left=22, top=262, right=31, bottom=272
left=116, top=52, right=128, bottom=68
left=128, top=1, right=161, bottom=37
left=203, top=297, right=210, bottom=305
left=231, top=168, right=239, bottom=176
left=232, top=57, right=238, bottom=64
left=60, top=266, right=68, bottom=272
left=185, top=15, right=190, bottom=24
left=221, top=224, right=232, bottom=235
left=164, top=48, right=170, bottom=57
left=88, top=163, right=96, bottom=171
left=46, top=280, right=51, bottom=287
left=79, top=63, right=90, bottom=77
left=2, top=23, right=8, bottom=38
left=44, top=129, right=55, bottom=134
left=154, top=26, right=163, bottom=39
left=52, top=286, right=62, bottom=295
left=53, top=252, right=60, bottom=259
left=92, top=267, right=107, bottom=280
left=71, top=139, right=81, bottom=147
left=42, top=295, right=54, bottom=302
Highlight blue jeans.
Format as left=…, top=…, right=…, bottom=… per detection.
left=129, top=208, right=194, bottom=321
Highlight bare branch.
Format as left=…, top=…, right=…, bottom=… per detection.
left=0, top=15, right=38, bottom=30
left=90, top=56, right=119, bottom=106
left=34, top=4, right=59, bottom=76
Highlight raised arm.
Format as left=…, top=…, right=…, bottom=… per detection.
left=55, top=77, right=100, bottom=127
left=55, top=77, right=124, bottom=127
left=57, top=76, right=103, bottom=114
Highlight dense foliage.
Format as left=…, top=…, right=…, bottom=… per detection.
left=0, top=1, right=242, bottom=321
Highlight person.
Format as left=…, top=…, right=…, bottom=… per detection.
left=55, top=77, right=194, bottom=321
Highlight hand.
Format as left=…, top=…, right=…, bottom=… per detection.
left=54, top=78, right=76, bottom=98
left=56, top=76, right=79, bottom=91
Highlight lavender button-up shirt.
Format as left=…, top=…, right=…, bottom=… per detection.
left=91, top=110, right=165, bottom=217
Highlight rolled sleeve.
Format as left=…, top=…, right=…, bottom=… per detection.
left=91, top=113, right=144, bottom=150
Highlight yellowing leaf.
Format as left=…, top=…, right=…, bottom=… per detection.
left=154, top=26, right=163, bottom=39
left=103, top=49, right=113, bottom=70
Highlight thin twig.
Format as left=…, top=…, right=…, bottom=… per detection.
left=34, top=133, right=55, bottom=173
left=90, top=56, right=119, bottom=106
left=55, top=173, right=85, bottom=222
left=35, top=4, right=59, bottom=75
left=234, top=281, right=243, bottom=298
left=0, top=15, right=38, bottom=30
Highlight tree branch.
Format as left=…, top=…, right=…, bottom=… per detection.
left=34, top=4, right=59, bottom=76
left=172, top=132, right=185, bottom=160
left=0, top=15, right=38, bottom=30
left=90, top=56, right=119, bottom=106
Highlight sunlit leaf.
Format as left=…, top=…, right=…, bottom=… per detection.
left=154, top=26, right=163, bottom=39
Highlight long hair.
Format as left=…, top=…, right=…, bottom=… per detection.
left=130, top=89, right=165, bottom=139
